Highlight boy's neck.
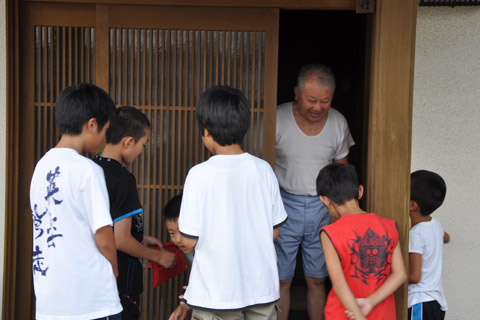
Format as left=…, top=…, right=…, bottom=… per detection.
left=335, top=199, right=367, bottom=217
left=211, top=143, right=244, bottom=155
left=55, top=135, right=87, bottom=154
left=99, top=144, right=124, bottom=164
left=410, top=209, right=432, bottom=228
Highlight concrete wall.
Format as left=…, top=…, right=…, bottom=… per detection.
left=0, top=0, right=7, bottom=315
left=412, top=7, right=480, bottom=320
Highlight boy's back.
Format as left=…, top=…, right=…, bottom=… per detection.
left=322, top=212, right=398, bottom=319
left=93, top=154, right=145, bottom=294
left=408, top=170, right=448, bottom=319
left=30, top=144, right=120, bottom=318
left=178, top=85, right=287, bottom=317
left=30, top=83, right=122, bottom=319
left=317, top=163, right=406, bottom=320
left=179, top=152, right=287, bottom=309
left=408, top=217, right=447, bottom=310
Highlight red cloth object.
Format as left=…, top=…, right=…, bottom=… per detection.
left=148, top=242, right=187, bottom=288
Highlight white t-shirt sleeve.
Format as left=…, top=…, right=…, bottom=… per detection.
left=334, top=113, right=355, bottom=160
left=178, top=170, right=200, bottom=238
left=267, top=165, right=288, bottom=227
left=81, top=164, right=113, bottom=234
left=409, top=229, right=425, bottom=255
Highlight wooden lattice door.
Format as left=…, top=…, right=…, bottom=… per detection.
left=15, top=3, right=279, bottom=319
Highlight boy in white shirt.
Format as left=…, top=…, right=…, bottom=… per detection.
left=30, top=83, right=122, bottom=319
left=408, top=170, right=450, bottom=320
left=178, top=85, right=288, bottom=320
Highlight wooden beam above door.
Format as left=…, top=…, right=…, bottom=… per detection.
left=20, top=0, right=356, bottom=11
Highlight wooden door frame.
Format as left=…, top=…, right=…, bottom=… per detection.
left=4, top=1, right=417, bottom=319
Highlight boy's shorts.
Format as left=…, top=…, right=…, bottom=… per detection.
left=120, top=293, right=141, bottom=320
left=192, top=303, right=278, bottom=320
left=408, top=300, right=445, bottom=320
left=274, top=190, right=330, bottom=280
left=94, top=312, right=122, bottom=320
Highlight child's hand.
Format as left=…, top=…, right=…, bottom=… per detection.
left=168, top=286, right=190, bottom=320
left=344, top=309, right=356, bottom=320
left=356, top=298, right=373, bottom=316
left=158, top=249, right=177, bottom=268
left=168, top=302, right=191, bottom=320
left=143, top=235, right=163, bottom=249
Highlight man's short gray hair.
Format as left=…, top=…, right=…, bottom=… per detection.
left=297, top=64, right=336, bottom=92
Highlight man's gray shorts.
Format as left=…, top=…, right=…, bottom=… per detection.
left=274, top=189, right=330, bottom=280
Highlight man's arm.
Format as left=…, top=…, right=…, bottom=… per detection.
left=321, top=232, right=367, bottom=320
left=95, top=225, right=119, bottom=278
left=273, top=227, right=280, bottom=240
left=408, top=253, right=422, bottom=284
left=114, top=217, right=176, bottom=268
left=333, top=156, right=348, bottom=164
left=357, top=242, right=407, bottom=315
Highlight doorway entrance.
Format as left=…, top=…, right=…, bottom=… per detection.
left=5, top=2, right=417, bottom=319
left=276, top=10, right=367, bottom=319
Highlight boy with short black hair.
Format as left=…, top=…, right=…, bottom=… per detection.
left=164, top=194, right=193, bottom=266
left=30, top=83, right=122, bottom=319
left=163, top=194, right=194, bottom=320
left=317, top=163, right=407, bottom=320
left=93, top=106, right=176, bottom=320
left=178, top=85, right=288, bottom=319
left=408, top=170, right=450, bottom=320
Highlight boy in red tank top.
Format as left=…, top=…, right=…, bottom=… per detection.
left=316, top=163, right=407, bottom=320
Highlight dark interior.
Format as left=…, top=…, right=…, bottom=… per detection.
left=276, top=10, right=367, bottom=319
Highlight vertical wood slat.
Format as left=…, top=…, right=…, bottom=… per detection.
left=129, top=29, right=134, bottom=106
left=49, top=27, right=55, bottom=150
left=43, top=27, right=47, bottom=106
left=215, top=30, right=220, bottom=85
left=73, top=27, right=77, bottom=84
left=56, top=27, right=60, bottom=100
left=256, top=32, right=263, bottom=155
left=227, top=31, right=231, bottom=86
left=194, top=30, right=200, bottom=168
left=238, top=31, right=243, bottom=91
left=122, top=29, right=127, bottom=105
left=68, top=27, right=73, bottom=86
left=80, top=27, right=84, bottom=83
left=111, top=28, right=116, bottom=103
left=87, top=27, right=91, bottom=83
left=178, top=30, right=184, bottom=186
left=244, top=31, right=250, bottom=152
left=171, top=30, right=177, bottom=186
left=250, top=31, right=256, bottom=154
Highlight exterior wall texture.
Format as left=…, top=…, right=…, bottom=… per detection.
left=412, top=7, right=480, bottom=320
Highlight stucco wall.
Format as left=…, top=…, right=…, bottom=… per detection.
left=412, top=7, right=480, bottom=320
left=0, top=0, right=7, bottom=315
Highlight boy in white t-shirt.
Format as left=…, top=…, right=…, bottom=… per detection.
left=30, top=83, right=122, bottom=320
left=408, top=170, right=450, bottom=320
left=178, top=85, right=288, bottom=320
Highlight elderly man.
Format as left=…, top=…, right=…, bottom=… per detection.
left=275, top=64, right=355, bottom=320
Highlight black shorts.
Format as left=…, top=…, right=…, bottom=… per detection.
left=120, top=294, right=141, bottom=320
left=408, top=300, right=445, bottom=320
